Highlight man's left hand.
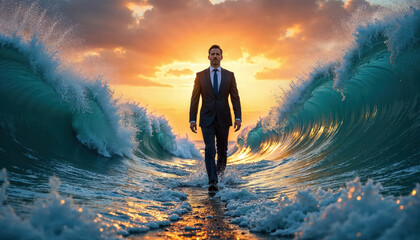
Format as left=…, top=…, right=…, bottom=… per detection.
left=234, top=120, right=241, bottom=132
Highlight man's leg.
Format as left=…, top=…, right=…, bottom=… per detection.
left=215, top=126, right=229, bottom=176
left=201, top=125, right=218, bottom=185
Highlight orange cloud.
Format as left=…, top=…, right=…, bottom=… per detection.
left=255, top=66, right=295, bottom=80
left=130, top=77, right=173, bottom=87
left=165, top=68, right=194, bottom=77
left=57, top=0, right=381, bottom=87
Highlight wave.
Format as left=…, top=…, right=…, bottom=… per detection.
left=0, top=3, right=200, bottom=160
left=232, top=5, right=420, bottom=194
left=119, top=103, right=201, bottom=159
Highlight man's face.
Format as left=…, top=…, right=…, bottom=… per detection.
left=208, top=48, right=223, bottom=67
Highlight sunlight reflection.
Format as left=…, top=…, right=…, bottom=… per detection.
left=140, top=188, right=258, bottom=239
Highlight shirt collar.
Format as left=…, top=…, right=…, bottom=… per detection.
left=209, top=66, right=222, bottom=72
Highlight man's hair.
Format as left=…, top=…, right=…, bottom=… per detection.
left=208, top=45, right=223, bottom=55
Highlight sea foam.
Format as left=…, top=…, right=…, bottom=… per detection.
left=217, top=178, right=420, bottom=239
left=0, top=169, right=118, bottom=240
left=0, top=168, right=195, bottom=238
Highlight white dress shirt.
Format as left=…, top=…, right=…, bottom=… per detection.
left=209, top=65, right=222, bottom=91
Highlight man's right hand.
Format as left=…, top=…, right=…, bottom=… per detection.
left=190, top=122, right=197, bottom=133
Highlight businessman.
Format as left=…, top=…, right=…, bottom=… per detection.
left=189, top=45, right=242, bottom=192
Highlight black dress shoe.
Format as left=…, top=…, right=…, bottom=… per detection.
left=208, top=184, right=219, bottom=192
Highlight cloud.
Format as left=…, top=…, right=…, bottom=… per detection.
left=48, top=0, right=382, bottom=86
left=57, top=0, right=138, bottom=47
left=125, top=77, right=174, bottom=87
left=255, top=66, right=295, bottom=80
left=165, top=68, right=194, bottom=76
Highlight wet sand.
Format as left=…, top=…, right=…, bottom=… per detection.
left=127, top=187, right=278, bottom=240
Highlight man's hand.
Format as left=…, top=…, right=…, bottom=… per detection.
left=234, top=119, right=241, bottom=132
left=190, top=122, right=197, bottom=133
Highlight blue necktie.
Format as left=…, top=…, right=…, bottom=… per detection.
left=213, top=69, right=218, bottom=96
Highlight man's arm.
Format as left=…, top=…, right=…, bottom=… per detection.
left=189, top=73, right=201, bottom=133
left=230, top=73, right=242, bottom=132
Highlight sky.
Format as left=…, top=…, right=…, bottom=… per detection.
left=42, top=0, right=388, bottom=141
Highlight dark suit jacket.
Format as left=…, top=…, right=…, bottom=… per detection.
left=189, top=67, right=241, bottom=127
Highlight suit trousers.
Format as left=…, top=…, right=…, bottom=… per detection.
left=201, top=119, right=229, bottom=185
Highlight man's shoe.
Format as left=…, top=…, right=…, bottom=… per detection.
left=208, top=184, right=219, bottom=192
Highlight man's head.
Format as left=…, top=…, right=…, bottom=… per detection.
left=208, top=44, right=223, bottom=68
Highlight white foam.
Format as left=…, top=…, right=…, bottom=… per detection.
left=126, top=226, right=149, bottom=234
left=148, top=115, right=201, bottom=159
left=171, top=136, right=202, bottom=159
left=297, top=181, right=420, bottom=240
left=169, top=214, right=180, bottom=221
left=216, top=188, right=256, bottom=202
left=335, top=5, right=420, bottom=89
left=0, top=169, right=118, bottom=240
left=171, top=202, right=192, bottom=216
left=176, top=161, right=245, bottom=188
left=218, top=167, right=246, bottom=187
left=217, top=178, right=420, bottom=239
left=144, top=220, right=170, bottom=229
left=155, top=189, right=187, bottom=202
left=119, top=103, right=201, bottom=159
left=0, top=169, right=196, bottom=238
left=175, top=160, right=208, bottom=187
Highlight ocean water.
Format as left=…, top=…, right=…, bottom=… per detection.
left=0, top=1, right=420, bottom=240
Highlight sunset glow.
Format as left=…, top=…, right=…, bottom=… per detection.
left=1, top=0, right=419, bottom=239
left=64, top=0, right=385, bottom=140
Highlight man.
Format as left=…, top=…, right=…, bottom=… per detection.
left=189, top=44, right=242, bottom=192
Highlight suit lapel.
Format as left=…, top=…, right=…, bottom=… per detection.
left=204, top=68, right=215, bottom=97
left=219, top=68, right=227, bottom=98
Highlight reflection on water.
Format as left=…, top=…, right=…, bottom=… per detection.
left=129, top=187, right=262, bottom=240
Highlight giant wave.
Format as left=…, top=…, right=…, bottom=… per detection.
left=231, top=6, right=420, bottom=195
left=0, top=4, right=200, bottom=161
